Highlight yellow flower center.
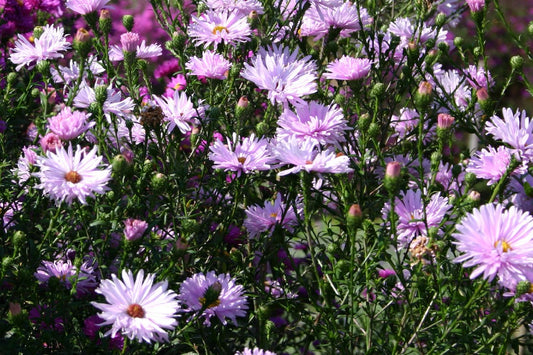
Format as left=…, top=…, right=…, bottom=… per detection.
left=199, top=297, right=221, bottom=309
left=270, top=212, right=278, bottom=218
left=494, top=240, right=512, bottom=253
left=127, top=303, right=145, bottom=318
left=212, top=25, right=228, bottom=34
left=64, top=170, right=82, bottom=183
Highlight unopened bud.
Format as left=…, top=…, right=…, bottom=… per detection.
left=33, top=26, right=44, bottom=39
left=122, top=15, right=134, bottom=32
left=99, top=9, right=112, bottom=35
left=415, top=81, right=433, bottom=111
left=437, top=113, right=454, bottom=130
left=346, top=204, right=363, bottom=230
left=384, top=161, right=402, bottom=194
left=94, top=85, right=108, bottom=106
left=73, top=28, right=92, bottom=58
left=358, top=113, right=371, bottom=132
left=516, top=281, right=532, bottom=297
left=510, top=55, right=524, bottom=71
left=151, top=172, right=167, bottom=192
left=435, top=13, right=447, bottom=27
left=7, top=72, right=17, bottom=85
left=111, top=154, right=133, bottom=177
left=235, top=96, right=250, bottom=119
left=370, top=82, right=385, bottom=98
left=36, top=60, right=50, bottom=75
left=528, top=21, right=533, bottom=37
left=453, top=37, right=463, bottom=48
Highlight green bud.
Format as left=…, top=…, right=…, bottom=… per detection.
left=334, top=260, right=351, bottom=279
left=451, top=164, right=462, bottom=178
left=430, top=152, right=442, bottom=171
left=473, top=46, right=482, bottom=58
left=7, top=72, right=17, bottom=86
left=94, top=85, right=108, bottom=106
left=465, top=190, right=481, bottom=207
left=453, top=37, right=463, bottom=48
left=256, top=121, right=270, bottom=136
left=122, top=15, right=134, bottom=32
left=528, top=21, right=533, bottom=37
left=515, top=281, right=532, bottom=297
left=370, top=82, right=385, bottom=98
left=36, top=60, right=50, bottom=75
left=196, top=2, right=209, bottom=14
left=326, top=242, right=341, bottom=258
left=33, top=26, right=44, bottom=39
left=334, top=93, right=345, bottom=106
left=88, top=102, right=100, bottom=114
left=510, top=55, right=524, bottom=71
left=151, top=172, right=167, bottom=192
left=465, top=172, right=477, bottom=186
left=111, top=154, right=132, bottom=177
left=437, top=41, right=449, bottom=54
left=346, top=204, right=363, bottom=230
left=367, top=122, right=379, bottom=139
left=12, top=231, right=26, bottom=249
left=435, top=13, right=447, bottom=27
left=358, top=113, right=371, bottom=132
left=31, top=88, right=40, bottom=98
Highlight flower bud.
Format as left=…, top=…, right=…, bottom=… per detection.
left=7, top=72, right=17, bottom=85
left=435, top=13, right=447, bottom=27
left=415, top=81, right=433, bottom=111
left=367, top=122, right=379, bottom=139
left=510, top=55, right=524, bottom=71
left=370, top=82, right=385, bottom=98
left=36, top=60, right=50, bottom=75
left=346, top=204, right=363, bottom=230
left=235, top=96, right=250, bottom=119
left=120, top=32, right=140, bottom=53
left=111, top=154, right=133, bottom=177
left=515, top=281, right=533, bottom=297
left=384, top=161, right=402, bottom=194
left=123, top=218, right=148, bottom=241
left=33, top=26, right=44, bottom=39
left=122, top=15, right=134, bottom=32
left=256, top=121, right=270, bottom=136
left=453, top=37, right=463, bottom=48
left=73, top=28, right=92, bottom=58
left=431, top=152, right=442, bottom=171
left=94, top=85, right=108, bottom=106
left=466, top=0, right=485, bottom=12
left=99, top=9, right=112, bottom=35
left=358, top=113, right=371, bottom=132
left=12, top=231, right=26, bottom=249
left=151, top=172, right=167, bottom=192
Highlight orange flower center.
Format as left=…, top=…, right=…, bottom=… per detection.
left=237, top=157, right=246, bottom=164
left=494, top=240, right=511, bottom=253
left=64, top=170, right=82, bottom=183
left=127, top=304, right=145, bottom=318
left=212, top=25, right=228, bottom=34
left=270, top=212, right=278, bottom=218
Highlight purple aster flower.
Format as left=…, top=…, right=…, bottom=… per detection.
left=66, top=0, right=110, bottom=15
left=206, top=0, right=264, bottom=15
left=453, top=203, right=533, bottom=282
left=485, top=108, right=533, bottom=162
left=208, top=133, right=273, bottom=176
left=186, top=50, right=231, bottom=80
left=300, top=2, right=372, bottom=40
left=91, top=269, right=179, bottom=343
left=188, top=10, right=252, bottom=47
left=83, top=315, right=124, bottom=349
left=381, top=189, right=451, bottom=248
left=47, top=107, right=94, bottom=140
left=74, top=81, right=135, bottom=120
left=323, top=56, right=371, bottom=81
left=10, top=24, right=71, bottom=71
left=272, top=137, right=353, bottom=176
left=12, top=145, right=38, bottom=184
left=244, top=194, right=302, bottom=238
left=464, top=64, right=494, bottom=90
left=236, top=347, right=277, bottom=355
left=51, top=56, right=105, bottom=86
left=154, top=58, right=181, bottom=79
left=34, top=144, right=112, bottom=205
left=435, top=70, right=471, bottom=109
left=276, top=101, right=349, bottom=147
left=466, top=145, right=521, bottom=185
left=507, top=174, right=533, bottom=214
left=34, top=258, right=98, bottom=295
left=389, top=108, right=434, bottom=144
left=153, top=91, right=205, bottom=134
left=1, top=201, right=20, bottom=232
left=241, top=44, right=317, bottom=105
left=123, top=218, right=149, bottom=241
left=39, top=132, right=63, bottom=153
left=178, top=271, right=248, bottom=326
left=109, top=37, right=162, bottom=61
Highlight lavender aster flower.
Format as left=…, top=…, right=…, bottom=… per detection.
left=186, top=50, right=231, bottom=80
left=109, top=38, right=162, bottom=61
left=382, top=189, right=451, bottom=248
left=466, top=145, right=520, bottom=185
left=66, top=0, right=110, bottom=15
left=241, top=44, right=317, bottom=105
left=35, top=259, right=98, bottom=295
left=188, top=10, right=252, bottom=47
left=277, top=101, right=349, bottom=147
left=10, top=24, right=71, bottom=71
left=74, top=82, right=135, bottom=120
left=124, top=218, right=149, bottom=241
left=244, top=194, right=302, bottom=238
left=178, top=271, right=248, bottom=326
left=485, top=108, right=533, bottom=162
left=34, top=144, right=112, bottom=205
left=236, top=348, right=277, bottom=355
left=153, top=91, right=205, bottom=134
left=453, top=204, right=533, bottom=282
left=206, top=0, right=264, bottom=15
left=91, top=269, right=179, bottom=343
left=323, top=56, right=371, bottom=81
left=208, top=133, right=272, bottom=176
left=47, top=107, right=94, bottom=140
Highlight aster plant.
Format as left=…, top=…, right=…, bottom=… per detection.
left=4, top=0, right=533, bottom=353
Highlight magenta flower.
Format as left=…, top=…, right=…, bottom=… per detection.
left=10, top=24, right=71, bottom=71
left=188, top=10, right=252, bottom=47
left=186, top=50, right=231, bottom=80
left=34, top=144, right=112, bottom=205
left=47, top=107, right=94, bottom=140
left=91, top=269, right=179, bottom=343
left=39, top=132, right=63, bottom=153
left=66, top=0, right=110, bottom=15
left=164, top=74, right=187, bottom=97
left=485, top=108, right=533, bottom=162
left=272, top=137, right=353, bottom=176
left=323, top=56, right=372, bottom=81
left=241, top=44, right=317, bottom=105
left=276, top=101, right=349, bottom=147
left=466, top=145, right=521, bottom=185
left=453, top=204, right=533, bottom=282
left=244, top=194, right=302, bottom=238
left=208, top=133, right=272, bottom=176
left=381, top=189, right=451, bottom=248
left=124, top=218, right=149, bottom=241
left=153, top=90, right=205, bottom=134
left=178, top=271, right=248, bottom=326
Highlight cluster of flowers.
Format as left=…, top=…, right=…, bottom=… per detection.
left=3, top=0, right=533, bottom=352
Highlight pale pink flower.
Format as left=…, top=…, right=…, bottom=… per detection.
left=48, top=107, right=94, bottom=140
left=188, top=10, right=252, bottom=47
